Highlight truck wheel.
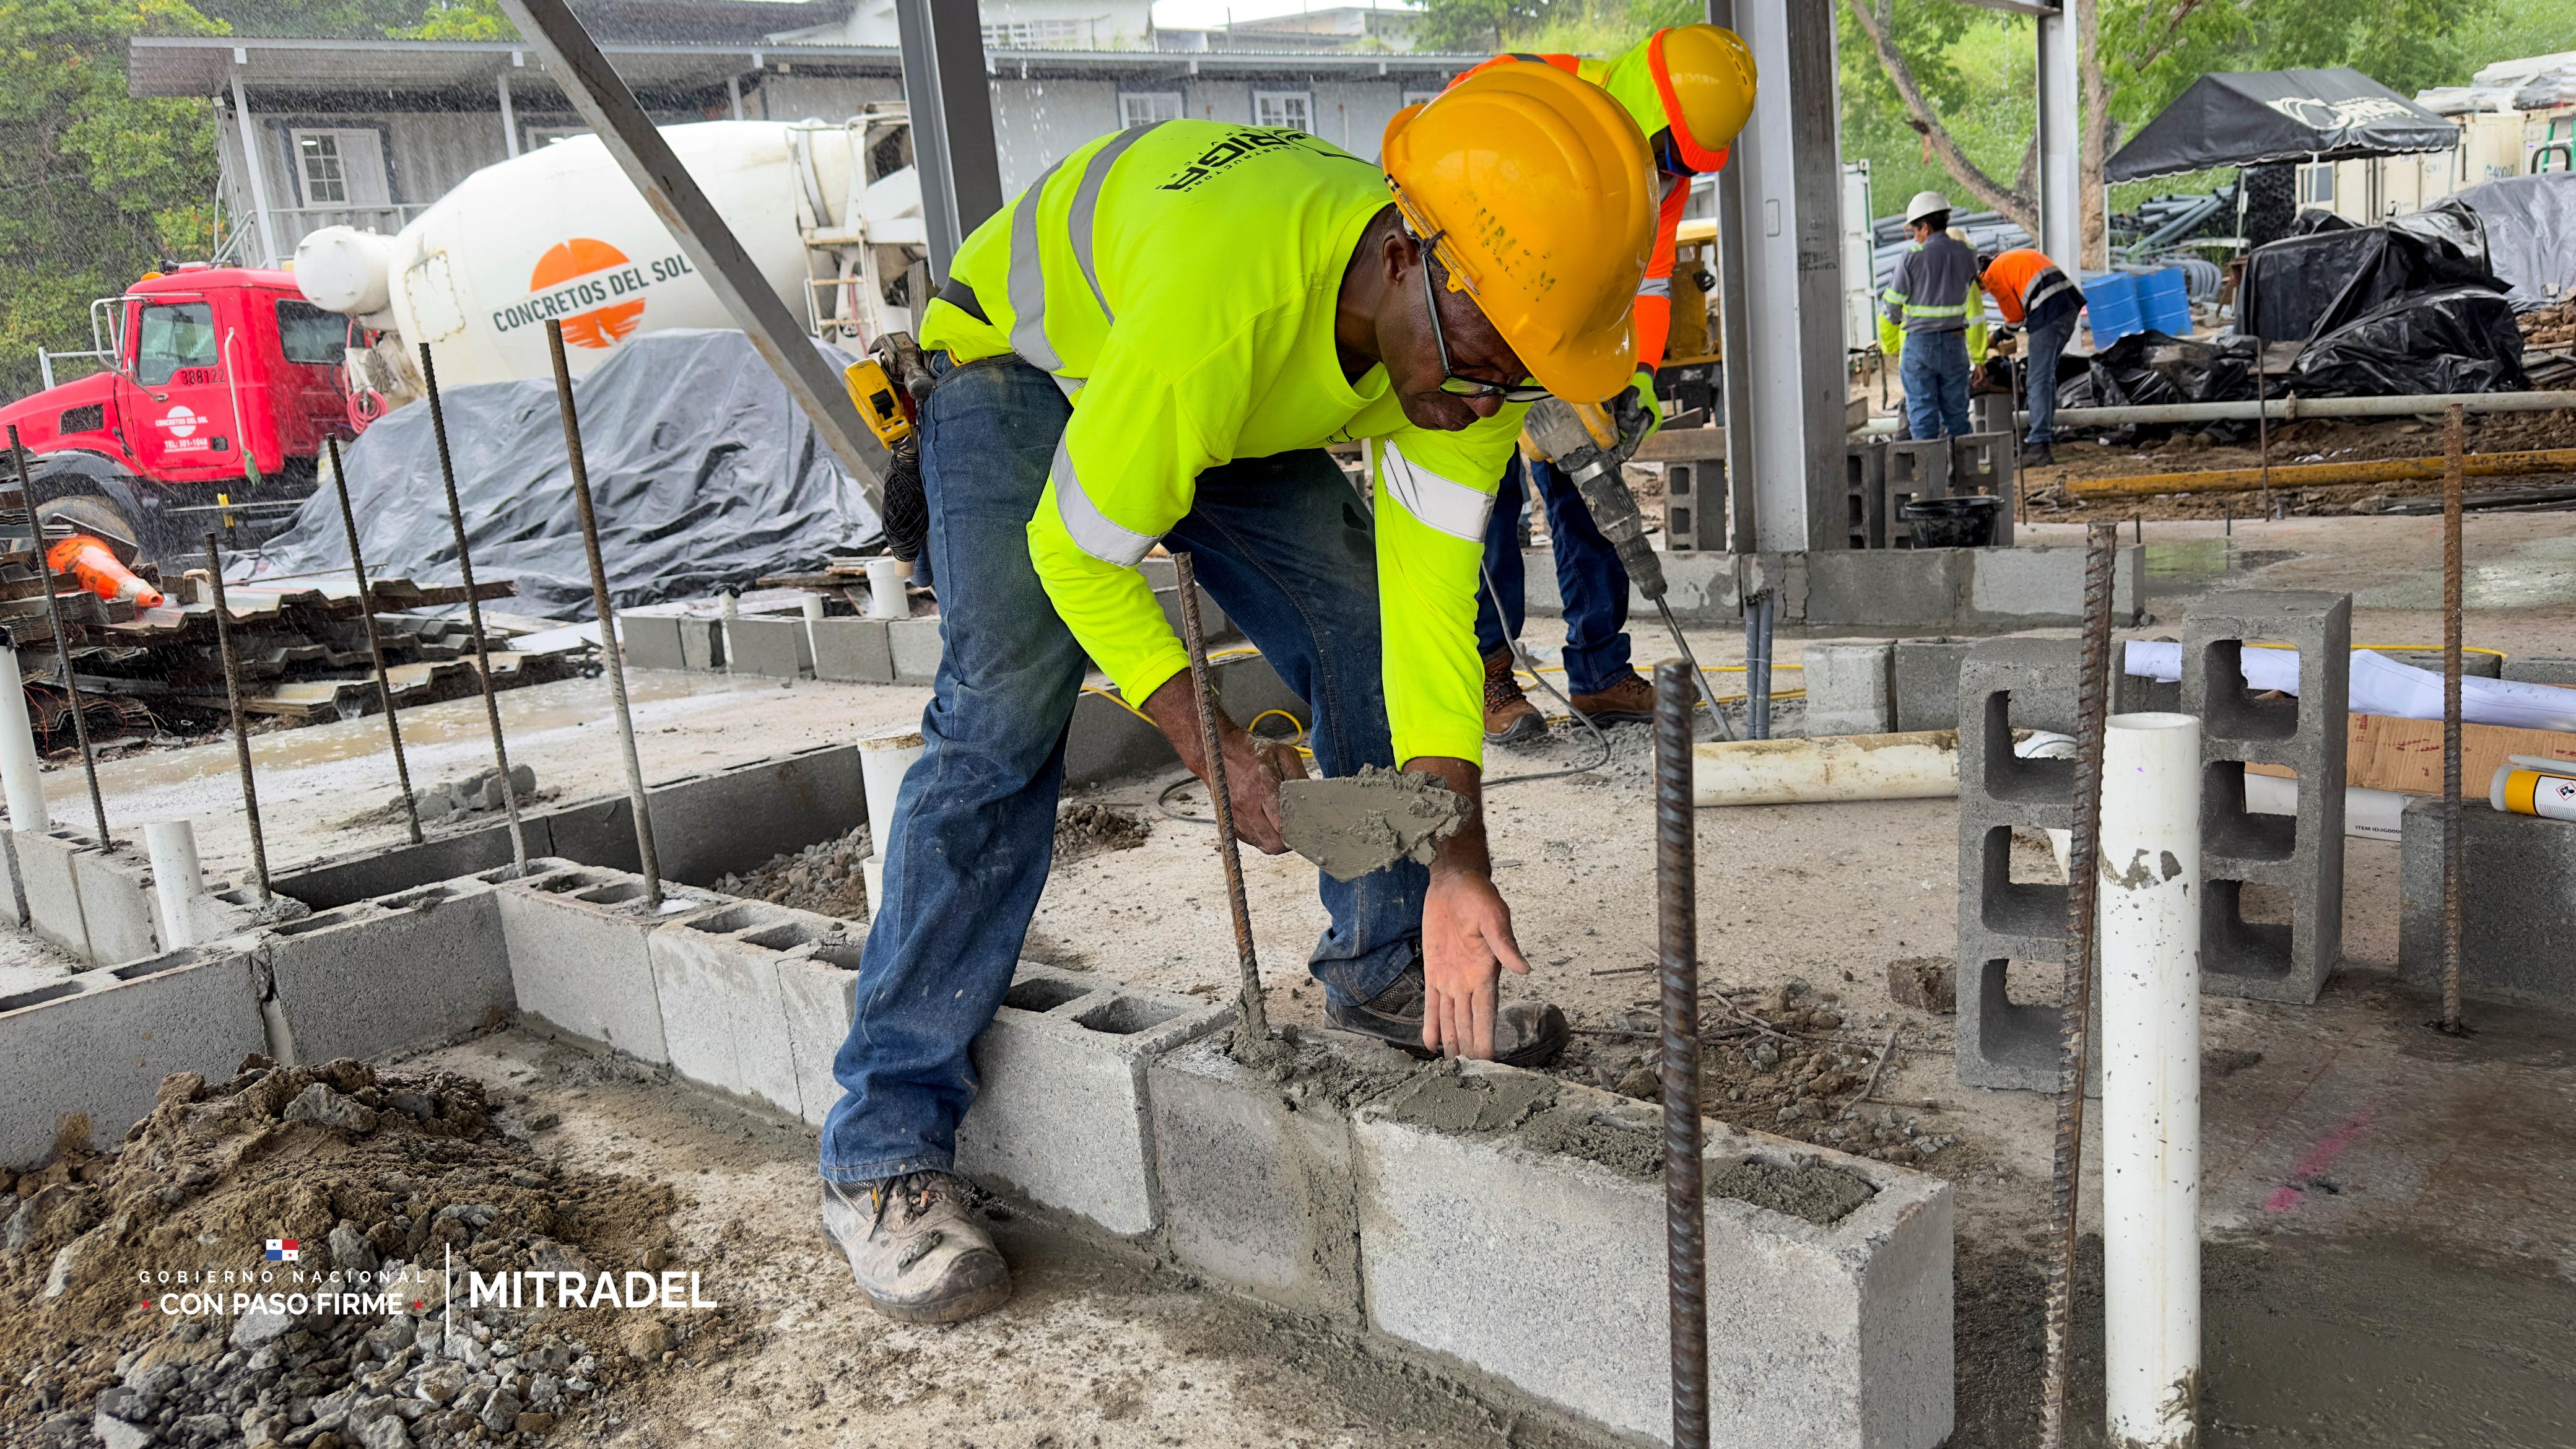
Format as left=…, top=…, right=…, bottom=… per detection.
left=35, top=492, right=145, bottom=566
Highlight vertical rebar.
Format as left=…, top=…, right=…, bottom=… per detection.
left=1173, top=551, right=1268, bottom=1043
left=2440, top=404, right=2466, bottom=1035
left=2254, top=355, right=2273, bottom=518
left=545, top=321, right=661, bottom=907
left=9, top=427, right=110, bottom=851
left=326, top=436, right=422, bottom=845
left=2039, top=520, right=2121, bottom=1449
left=202, top=535, right=269, bottom=904
left=420, top=342, right=528, bottom=877
left=1653, top=658, right=1708, bottom=1449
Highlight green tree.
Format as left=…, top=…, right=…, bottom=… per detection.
left=0, top=0, right=227, bottom=402
left=1411, top=0, right=1695, bottom=59
left=394, top=0, right=510, bottom=41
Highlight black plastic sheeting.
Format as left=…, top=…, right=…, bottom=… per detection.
left=2106, top=69, right=2459, bottom=182
left=2235, top=204, right=2495, bottom=344
left=2286, top=285, right=2528, bottom=398
left=2055, top=330, right=2262, bottom=440
left=251, top=329, right=884, bottom=618
left=2448, top=173, right=2576, bottom=313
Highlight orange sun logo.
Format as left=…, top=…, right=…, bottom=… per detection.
left=531, top=237, right=645, bottom=349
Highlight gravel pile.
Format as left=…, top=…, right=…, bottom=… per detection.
left=713, top=825, right=872, bottom=921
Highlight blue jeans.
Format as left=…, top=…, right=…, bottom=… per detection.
left=819, top=354, right=1425, bottom=1184
left=1474, top=453, right=1633, bottom=695
left=2022, top=311, right=2076, bottom=445
left=1900, top=329, right=1973, bottom=440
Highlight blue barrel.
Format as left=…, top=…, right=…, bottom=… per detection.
left=2082, top=271, right=2142, bottom=347
left=2138, top=267, right=2193, bottom=336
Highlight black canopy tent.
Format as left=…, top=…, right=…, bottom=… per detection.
left=2107, top=68, right=2460, bottom=183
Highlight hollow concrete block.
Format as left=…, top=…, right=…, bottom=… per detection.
left=0, top=949, right=269, bottom=1166
left=15, top=832, right=96, bottom=960
left=648, top=900, right=845, bottom=1118
left=495, top=861, right=679, bottom=1064
left=263, top=877, right=510, bottom=1064
left=1801, top=642, right=1897, bottom=737
left=809, top=617, right=894, bottom=684
left=71, top=845, right=162, bottom=967
left=2398, top=802, right=2576, bottom=1009
left=1352, top=1065, right=1952, bottom=1449
left=617, top=612, right=685, bottom=672
left=1891, top=638, right=1978, bottom=733
left=953, top=966, right=1229, bottom=1237
left=726, top=615, right=812, bottom=679
left=1146, top=1029, right=1416, bottom=1322
left=887, top=617, right=942, bottom=685
left=777, top=941, right=864, bottom=1128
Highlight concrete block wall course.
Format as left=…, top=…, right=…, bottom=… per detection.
left=954, top=966, right=1230, bottom=1236
left=2182, top=590, right=2349, bottom=1003
left=888, top=617, right=943, bottom=685
left=1807, top=553, right=1969, bottom=631
left=2502, top=655, right=2576, bottom=686
left=1801, top=642, right=1897, bottom=736
left=725, top=615, right=813, bottom=679
left=0, top=949, right=270, bottom=1167
left=809, top=617, right=895, bottom=683
left=1352, top=1064, right=1952, bottom=1448
left=643, top=746, right=868, bottom=886
left=647, top=900, right=848, bottom=1119
left=495, top=861, right=685, bottom=1064
left=617, top=612, right=686, bottom=672
left=2398, top=802, right=2576, bottom=1008
left=1520, top=547, right=1738, bottom=624
left=1963, top=546, right=2143, bottom=628
left=264, top=876, right=511, bottom=1064
left=1892, top=639, right=1979, bottom=733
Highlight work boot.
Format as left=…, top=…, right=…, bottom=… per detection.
left=1567, top=671, right=1656, bottom=726
left=2019, top=442, right=2056, bottom=468
left=820, top=1171, right=1011, bottom=1324
left=1326, top=963, right=1572, bottom=1068
left=1483, top=649, right=1546, bottom=745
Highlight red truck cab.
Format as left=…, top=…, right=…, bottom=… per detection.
left=0, top=264, right=346, bottom=561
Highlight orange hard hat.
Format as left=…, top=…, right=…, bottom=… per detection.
left=1381, top=62, right=1658, bottom=403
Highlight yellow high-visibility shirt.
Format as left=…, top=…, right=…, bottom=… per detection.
left=923, top=121, right=1526, bottom=767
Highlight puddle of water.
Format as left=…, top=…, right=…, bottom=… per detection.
left=2140, top=541, right=2299, bottom=596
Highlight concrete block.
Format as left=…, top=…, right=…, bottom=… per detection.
left=644, top=745, right=867, bottom=886
left=777, top=940, right=863, bottom=1128
left=1845, top=442, right=1888, bottom=549
left=2183, top=590, right=2349, bottom=1003
left=15, top=831, right=94, bottom=959
left=1952, top=433, right=2016, bottom=546
left=2365, top=646, right=2500, bottom=678
left=809, top=617, right=894, bottom=684
left=1891, top=638, right=1978, bottom=733
left=1964, top=546, right=2144, bottom=628
left=2398, top=802, right=2576, bottom=1008
left=617, top=612, right=685, bottom=672
left=495, top=861, right=677, bottom=1064
left=1063, top=689, right=1175, bottom=790
left=725, top=615, right=812, bottom=679
left=71, top=845, right=162, bottom=966
left=274, top=821, right=549, bottom=912
left=648, top=900, right=844, bottom=1118
left=1146, top=1029, right=1417, bottom=1321
left=887, top=617, right=943, bottom=685
left=1884, top=438, right=1951, bottom=511
left=677, top=616, right=726, bottom=672
left=1665, top=458, right=1721, bottom=552
left=0, top=948, right=270, bottom=1166
left=1522, top=547, right=1738, bottom=624
left=2502, top=655, right=2576, bottom=687
left=1806, top=553, right=1968, bottom=631
left=954, top=966, right=1229, bottom=1236
left=263, top=876, right=511, bottom=1063
left=1353, top=1065, right=1952, bottom=1448
left=1800, top=642, right=1897, bottom=737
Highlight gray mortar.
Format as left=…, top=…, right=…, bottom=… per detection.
left=1279, top=767, right=1471, bottom=882
left=1220, top=1025, right=1423, bottom=1110
left=1372, top=1064, right=1559, bottom=1134
left=1520, top=1104, right=1662, bottom=1178
left=1710, top=1156, right=1878, bottom=1225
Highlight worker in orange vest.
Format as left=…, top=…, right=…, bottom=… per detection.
left=1975, top=246, right=2086, bottom=468
left=1449, top=27, right=1757, bottom=744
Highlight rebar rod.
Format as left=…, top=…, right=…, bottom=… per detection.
left=2440, top=404, right=2466, bottom=1036
left=2039, top=520, right=2120, bottom=1449
left=1173, top=552, right=1266, bottom=1043
left=1654, top=658, right=1708, bottom=1449
left=545, top=321, right=661, bottom=907
left=326, top=436, right=422, bottom=845
left=9, top=427, right=111, bottom=851
left=201, top=534, right=269, bottom=903
left=419, top=342, right=528, bottom=877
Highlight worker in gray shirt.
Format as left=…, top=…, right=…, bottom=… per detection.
left=1882, top=191, right=1982, bottom=440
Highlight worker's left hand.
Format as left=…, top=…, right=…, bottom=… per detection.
left=1421, top=867, right=1530, bottom=1059
left=1612, top=370, right=1661, bottom=458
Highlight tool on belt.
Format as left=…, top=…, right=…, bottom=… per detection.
left=844, top=333, right=934, bottom=563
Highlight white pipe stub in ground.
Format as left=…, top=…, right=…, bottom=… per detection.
left=1690, top=729, right=1959, bottom=807
left=2098, top=710, right=2204, bottom=1448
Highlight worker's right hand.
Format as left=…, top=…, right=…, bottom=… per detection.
left=1140, top=673, right=1307, bottom=854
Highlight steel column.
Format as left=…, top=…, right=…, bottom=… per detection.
left=1705, top=0, right=1760, bottom=554
left=230, top=69, right=284, bottom=268
left=2034, top=4, right=2082, bottom=270
left=499, top=71, right=521, bottom=157
left=493, top=0, right=891, bottom=512
left=894, top=0, right=1004, bottom=278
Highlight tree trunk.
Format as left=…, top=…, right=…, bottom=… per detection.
left=1847, top=0, right=2038, bottom=240
left=2076, top=0, right=2110, bottom=268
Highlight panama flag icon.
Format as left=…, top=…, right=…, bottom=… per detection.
left=266, top=1238, right=299, bottom=1261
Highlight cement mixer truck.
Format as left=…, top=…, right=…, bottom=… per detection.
left=0, top=110, right=921, bottom=565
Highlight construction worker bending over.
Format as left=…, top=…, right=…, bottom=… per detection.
left=1883, top=192, right=1985, bottom=440
left=1464, top=25, right=1757, bottom=742
left=817, top=67, right=1658, bottom=1326
left=1976, top=246, right=2084, bottom=467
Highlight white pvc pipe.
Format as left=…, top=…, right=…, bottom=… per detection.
left=1690, top=731, right=1959, bottom=807
left=1856, top=388, right=2576, bottom=434
left=864, top=556, right=910, bottom=620
left=145, top=819, right=202, bottom=949
left=0, top=643, right=48, bottom=831
left=2098, top=711, right=2203, bottom=1449
left=856, top=726, right=924, bottom=842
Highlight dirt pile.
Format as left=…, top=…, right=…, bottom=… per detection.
left=0, top=1058, right=684, bottom=1448
left=713, top=825, right=872, bottom=920
left=1052, top=802, right=1149, bottom=863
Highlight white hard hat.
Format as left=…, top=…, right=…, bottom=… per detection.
left=1904, top=190, right=1952, bottom=225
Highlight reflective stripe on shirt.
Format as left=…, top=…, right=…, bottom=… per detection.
left=1380, top=438, right=1493, bottom=543
left=1051, top=435, right=1159, bottom=567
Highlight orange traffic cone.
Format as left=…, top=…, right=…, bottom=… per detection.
left=46, top=533, right=165, bottom=609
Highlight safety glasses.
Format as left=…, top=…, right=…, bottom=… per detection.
left=1416, top=233, right=1551, bottom=404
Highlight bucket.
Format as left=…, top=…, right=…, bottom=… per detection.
left=2138, top=267, right=2192, bottom=336
left=1899, top=495, right=2001, bottom=549
left=2083, top=271, right=2142, bottom=347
